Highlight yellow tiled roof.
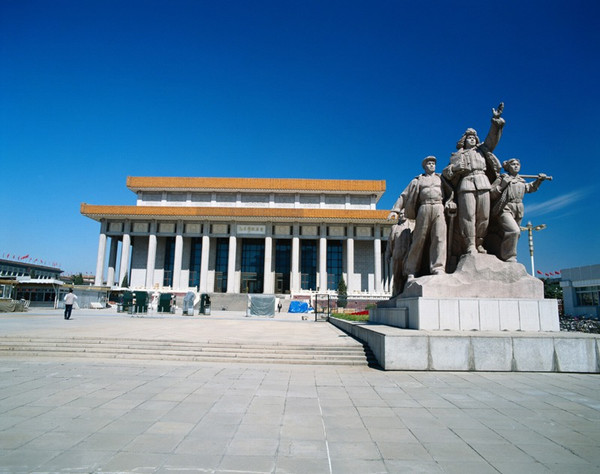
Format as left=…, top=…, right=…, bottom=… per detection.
left=126, top=176, right=386, bottom=194
left=80, top=204, right=390, bottom=223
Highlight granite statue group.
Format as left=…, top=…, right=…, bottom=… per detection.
left=386, top=103, right=550, bottom=296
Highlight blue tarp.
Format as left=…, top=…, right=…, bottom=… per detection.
left=288, top=301, right=309, bottom=313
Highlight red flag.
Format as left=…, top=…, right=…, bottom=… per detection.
left=545, top=273, right=549, bottom=276
left=20, top=254, right=29, bottom=260
left=556, top=270, right=561, bottom=274
left=536, top=270, right=543, bottom=274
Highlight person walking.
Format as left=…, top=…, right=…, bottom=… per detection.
left=64, top=288, right=77, bottom=320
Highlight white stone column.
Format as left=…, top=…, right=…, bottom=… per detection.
left=119, top=221, right=131, bottom=287
left=107, top=237, right=119, bottom=287
left=172, top=221, right=184, bottom=290
left=346, top=225, right=355, bottom=293
left=291, top=224, right=300, bottom=293
left=200, top=234, right=210, bottom=293
left=145, top=221, right=157, bottom=288
left=227, top=234, right=237, bottom=293
left=263, top=234, right=273, bottom=293
left=319, top=225, right=327, bottom=292
left=94, top=220, right=107, bottom=286
left=374, top=225, right=382, bottom=293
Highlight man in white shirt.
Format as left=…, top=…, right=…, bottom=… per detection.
left=64, top=288, right=77, bottom=320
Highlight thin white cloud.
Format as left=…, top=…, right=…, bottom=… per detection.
left=525, top=189, right=590, bottom=217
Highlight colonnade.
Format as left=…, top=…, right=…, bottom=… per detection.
left=94, top=220, right=390, bottom=295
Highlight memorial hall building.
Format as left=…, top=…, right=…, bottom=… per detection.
left=81, top=177, right=393, bottom=299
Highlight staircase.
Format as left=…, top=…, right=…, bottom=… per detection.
left=0, top=336, right=377, bottom=367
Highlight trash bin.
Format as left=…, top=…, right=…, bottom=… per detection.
left=122, top=291, right=134, bottom=313
left=158, top=293, right=172, bottom=313
left=200, top=293, right=211, bottom=315
left=182, top=291, right=195, bottom=316
left=134, top=291, right=148, bottom=313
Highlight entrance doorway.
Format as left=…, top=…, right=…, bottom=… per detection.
left=241, top=239, right=264, bottom=293
left=275, top=240, right=291, bottom=293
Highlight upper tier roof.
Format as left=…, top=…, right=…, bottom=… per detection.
left=126, top=177, right=386, bottom=199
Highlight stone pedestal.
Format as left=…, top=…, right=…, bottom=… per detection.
left=330, top=317, right=599, bottom=372
left=371, top=254, right=559, bottom=332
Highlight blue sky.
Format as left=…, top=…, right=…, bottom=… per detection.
left=1, top=0, right=599, bottom=276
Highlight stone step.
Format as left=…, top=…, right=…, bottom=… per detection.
left=0, top=338, right=367, bottom=355
left=0, top=337, right=376, bottom=366
left=0, top=349, right=370, bottom=365
left=0, top=343, right=368, bottom=359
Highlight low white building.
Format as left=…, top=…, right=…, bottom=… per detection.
left=81, top=177, right=393, bottom=298
left=560, top=264, right=600, bottom=318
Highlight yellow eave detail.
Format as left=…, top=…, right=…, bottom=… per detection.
left=126, top=176, right=386, bottom=194
left=80, top=204, right=390, bottom=222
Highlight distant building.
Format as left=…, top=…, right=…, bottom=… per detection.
left=560, top=264, right=600, bottom=318
left=0, top=258, right=64, bottom=307
left=81, top=176, right=394, bottom=299
left=0, top=259, right=63, bottom=280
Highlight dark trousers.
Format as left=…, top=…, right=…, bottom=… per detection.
left=64, top=304, right=73, bottom=319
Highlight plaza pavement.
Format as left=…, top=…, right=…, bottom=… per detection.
left=0, top=308, right=599, bottom=473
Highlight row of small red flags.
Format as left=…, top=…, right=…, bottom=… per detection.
left=2, top=253, right=61, bottom=267
left=537, top=270, right=561, bottom=277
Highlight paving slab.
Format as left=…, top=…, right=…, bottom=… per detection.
left=0, top=308, right=598, bottom=473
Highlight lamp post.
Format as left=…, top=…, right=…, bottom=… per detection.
left=519, top=221, right=547, bottom=276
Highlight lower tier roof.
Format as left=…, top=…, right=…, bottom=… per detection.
left=80, top=204, right=390, bottom=224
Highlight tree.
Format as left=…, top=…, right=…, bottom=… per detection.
left=73, top=273, right=84, bottom=285
left=543, top=278, right=563, bottom=300
left=121, top=272, right=129, bottom=288
left=337, top=277, right=348, bottom=308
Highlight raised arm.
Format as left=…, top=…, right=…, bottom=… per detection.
left=482, top=102, right=506, bottom=152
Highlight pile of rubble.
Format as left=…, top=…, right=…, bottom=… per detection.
left=560, top=315, right=600, bottom=333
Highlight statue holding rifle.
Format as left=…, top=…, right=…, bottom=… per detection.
left=487, top=158, right=551, bottom=262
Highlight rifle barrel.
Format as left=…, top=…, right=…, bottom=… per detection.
left=520, top=174, right=553, bottom=181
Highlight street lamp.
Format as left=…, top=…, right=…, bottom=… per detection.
left=519, top=221, right=547, bottom=276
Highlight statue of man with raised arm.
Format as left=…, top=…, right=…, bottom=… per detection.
left=442, top=103, right=505, bottom=256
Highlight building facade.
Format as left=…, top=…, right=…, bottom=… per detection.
left=81, top=177, right=394, bottom=298
left=0, top=259, right=64, bottom=307
left=0, top=259, right=63, bottom=280
left=560, top=264, right=600, bottom=318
